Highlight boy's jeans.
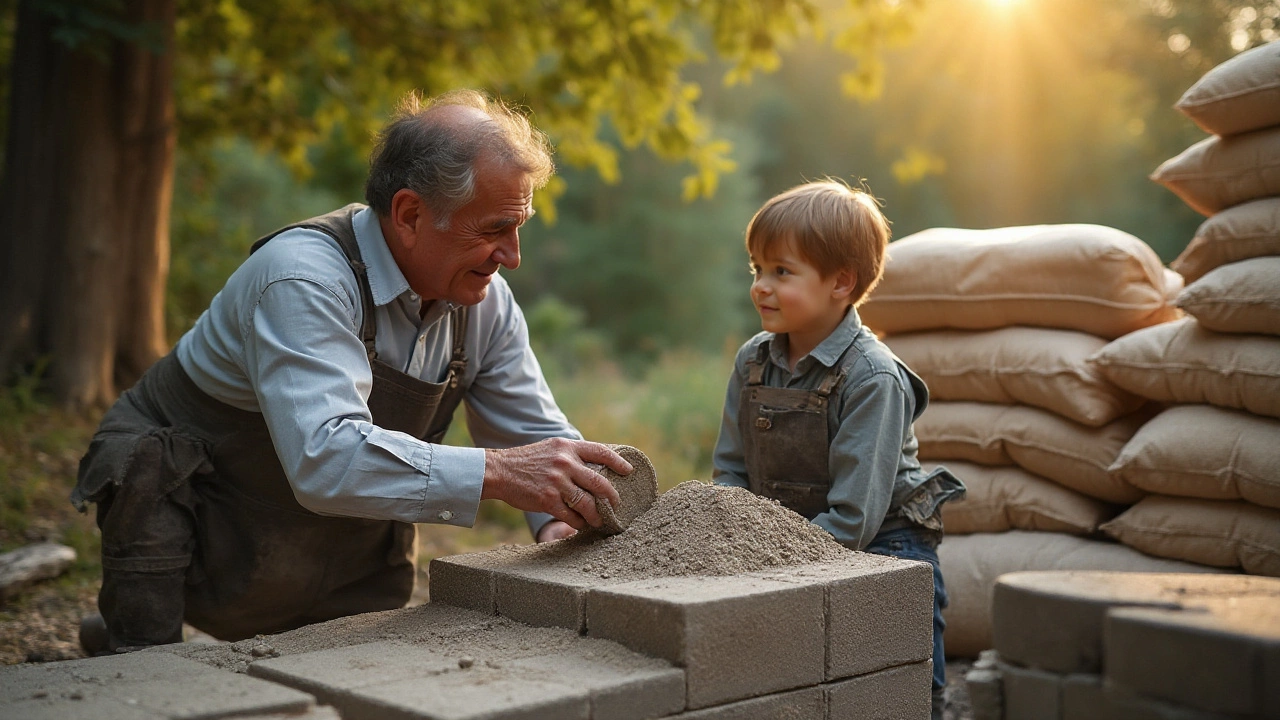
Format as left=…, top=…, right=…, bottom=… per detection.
left=864, top=526, right=948, bottom=717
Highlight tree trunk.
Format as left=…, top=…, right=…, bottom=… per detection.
left=0, top=0, right=175, bottom=408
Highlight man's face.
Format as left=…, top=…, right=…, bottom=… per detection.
left=401, top=154, right=535, bottom=306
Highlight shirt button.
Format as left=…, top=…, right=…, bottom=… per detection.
left=418, top=335, right=426, bottom=344
left=438, top=510, right=455, bottom=521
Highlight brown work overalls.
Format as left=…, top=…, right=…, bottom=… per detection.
left=737, top=341, right=952, bottom=531
left=74, top=205, right=468, bottom=646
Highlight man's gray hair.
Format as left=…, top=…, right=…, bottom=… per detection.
left=365, top=89, right=554, bottom=229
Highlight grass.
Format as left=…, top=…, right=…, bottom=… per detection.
left=0, top=384, right=103, bottom=611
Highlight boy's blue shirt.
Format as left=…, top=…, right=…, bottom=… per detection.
left=712, top=306, right=934, bottom=551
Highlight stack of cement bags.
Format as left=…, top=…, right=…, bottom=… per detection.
left=860, top=224, right=1221, bottom=658
left=1090, top=40, right=1280, bottom=584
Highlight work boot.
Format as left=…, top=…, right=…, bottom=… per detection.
left=78, top=613, right=111, bottom=657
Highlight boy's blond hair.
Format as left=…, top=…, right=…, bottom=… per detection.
left=746, top=179, right=892, bottom=306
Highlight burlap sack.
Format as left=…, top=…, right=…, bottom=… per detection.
left=860, top=225, right=1180, bottom=339
left=1175, top=256, right=1280, bottom=335
left=930, top=461, right=1119, bottom=536
left=885, top=328, right=1144, bottom=427
left=1090, top=317, right=1280, bottom=419
left=1111, top=405, right=1280, bottom=510
left=1172, top=198, right=1280, bottom=282
left=1150, top=128, right=1280, bottom=216
left=1176, top=40, right=1280, bottom=136
left=1101, top=496, right=1280, bottom=577
left=915, top=401, right=1147, bottom=504
left=938, top=531, right=1225, bottom=658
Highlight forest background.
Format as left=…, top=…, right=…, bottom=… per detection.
left=0, top=0, right=1275, bottom=663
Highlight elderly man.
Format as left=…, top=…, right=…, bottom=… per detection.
left=73, top=89, right=628, bottom=654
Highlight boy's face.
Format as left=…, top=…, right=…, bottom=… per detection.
left=748, top=237, right=854, bottom=355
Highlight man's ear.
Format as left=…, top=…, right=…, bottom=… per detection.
left=388, top=189, right=425, bottom=249
left=832, top=268, right=856, bottom=301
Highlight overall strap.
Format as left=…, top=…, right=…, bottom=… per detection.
left=445, top=304, right=471, bottom=389
left=745, top=342, right=770, bottom=386
left=250, top=204, right=379, bottom=361
left=815, top=340, right=861, bottom=397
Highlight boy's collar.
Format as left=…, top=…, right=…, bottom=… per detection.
left=767, top=306, right=864, bottom=371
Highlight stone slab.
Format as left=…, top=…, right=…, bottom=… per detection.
left=6, top=696, right=167, bottom=720
left=999, top=661, right=1061, bottom=720
left=0, top=651, right=315, bottom=719
left=1105, top=600, right=1280, bottom=718
left=249, top=641, right=461, bottom=698
left=585, top=574, right=825, bottom=709
left=248, top=626, right=683, bottom=720
left=747, top=554, right=932, bottom=680
left=506, top=651, right=685, bottom=720
left=825, top=660, right=932, bottom=720
left=992, top=571, right=1277, bottom=674
left=661, top=686, right=824, bottom=719
left=340, top=668, right=590, bottom=720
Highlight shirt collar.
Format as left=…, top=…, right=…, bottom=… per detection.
left=767, top=306, right=864, bottom=372
left=353, top=206, right=412, bottom=308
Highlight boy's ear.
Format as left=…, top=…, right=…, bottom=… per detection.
left=831, top=268, right=856, bottom=300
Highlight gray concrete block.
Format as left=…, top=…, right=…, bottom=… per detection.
left=1060, top=674, right=1109, bottom=720
left=0, top=651, right=210, bottom=703
left=585, top=575, right=825, bottom=709
left=428, top=553, right=499, bottom=614
left=0, top=651, right=315, bottom=720
left=5, top=696, right=166, bottom=720
left=662, top=686, right=824, bottom=719
left=992, top=571, right=1276, bottom=674
left=506, top=651, right=685, bottom=720
left=1098, top=683, right=1238, bottom=720
left=335, top=667, right=591, bottom=720
left=825, top=660, right=932, bottom=720
left=116, top=672, right=317, bottom=719
left=249, top=641, right=460, bottom=700
left=999, top=661, right=1062, bottom=720
left=1105, top=600, right=1280, bottom=718
left=495, top=567, right=596, bottom=631
left=964, top=666, right=1003, bottom=720
left=748, top=553, right=933, bottom=681
left=237, top=708, right=343, bottom=720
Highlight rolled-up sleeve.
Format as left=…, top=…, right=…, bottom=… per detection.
left=244, top=277, right=483, bottom=526
left=811, top=372, right=907, bottom=550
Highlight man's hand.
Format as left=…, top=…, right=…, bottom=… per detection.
left=482, top=438, right=630, bottom=531
left=536, top=520, right=577, bottom=543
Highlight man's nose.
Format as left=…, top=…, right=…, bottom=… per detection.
left=494, top=230, right=521, bottom=270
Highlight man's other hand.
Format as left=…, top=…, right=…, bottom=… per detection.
left=536, top=520, right=577, bottom=542
left=482, top=439, right=630, bottom=531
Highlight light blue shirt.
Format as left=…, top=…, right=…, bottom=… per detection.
left=175, top=207, right=575, bottom=530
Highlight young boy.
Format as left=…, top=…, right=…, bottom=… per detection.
left=712, top=179, right=965, bottom=719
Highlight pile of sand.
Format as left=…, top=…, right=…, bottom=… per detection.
left=568, top=480, right=850, bottom=580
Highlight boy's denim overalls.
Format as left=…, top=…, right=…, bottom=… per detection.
left=738, top=341, right=963, bottom=719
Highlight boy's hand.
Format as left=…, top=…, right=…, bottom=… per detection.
left=482, top=438, right=630, bottom=531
